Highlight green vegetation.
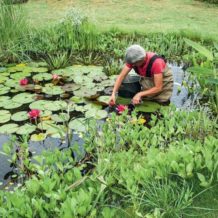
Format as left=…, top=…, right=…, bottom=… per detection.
left=0, top=0, right=218, bottom=217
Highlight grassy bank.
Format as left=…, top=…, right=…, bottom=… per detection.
left=23, top=0, right=218, bottom=41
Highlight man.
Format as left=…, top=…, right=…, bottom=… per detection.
left=109, top=44, right=173, bottom=105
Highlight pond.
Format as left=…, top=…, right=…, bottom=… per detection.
left=0, top=63, right=190, bottom=187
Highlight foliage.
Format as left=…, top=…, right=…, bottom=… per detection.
left=185, top=38, right=218, bottom=113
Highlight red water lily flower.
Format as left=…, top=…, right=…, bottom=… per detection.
left=116, top=104, right=128, bottom=114
left=19, top=78, right=28, bottom=86
left=28, top=109, right=41, bottom=119
left=52, top=74, right=60, bottom=80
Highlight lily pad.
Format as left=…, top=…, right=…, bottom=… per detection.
left=69, top=118, right=87, bottom=132
left=73, top=88, right=99, bottom=99
left=0, top=96, right=10, bottom=107
left=0, top=110, right=11, bottom=123
left=3, top=101, right=22, bottom=109
left=10, top=72, right=30, bottom=80
left=0, top=124, right=18, bottom=134
left=42, top=85, right=64, bottom=95
left=11, top=111, right=29, bottom=122
left=71, top=96, right=86, bottom=104
left=30, top=133, right=47, bottom=142
left=29, top=100, right=48, bottom=110
left=33, top=73, right=52, bottom=81
left=16, top=124, right=36, bottom=135
left=51, top=113, right=70, bottom=123
left=0, top=85, right=10, bottom=95
left=62, top=83, right=81, bottom=92
left=4, top=79, right=18, bottom=87
left=97, top=96, right=110, bottom=105
left=0, top=76, right=8, bottom=84
left=12, top=93, right=36, bottom=104
left=44, top=101, right=68, bottom=111
left=46, top=125, right=67, bottom=139
left=85, top=109, right=108, bottom=120
left=37, top=120, right=55, bottom=131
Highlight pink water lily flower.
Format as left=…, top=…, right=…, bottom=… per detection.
left=19, top=78, right=28, bottom=86
left=52, top=74, right=60, bottom=80
left=28, top=109, right=41, bottom=119
left=116, top=104, right=128, bottom=114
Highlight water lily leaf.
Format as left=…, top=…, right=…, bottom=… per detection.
left=4, top=79, right=18, bottom=87
left=0, top=123, right=18, bottom=134
left=11, top=111, right=29, bottom=122
left=71, top=96, right=86, bottom=104
left=97, top=96, right=110, bottom=105
left=40, top=110, right=52, bottom=117
left=85, top=109, right=108, bottom=120
left=42, top=85, right=64, bottom=95
left=44, top=100, right=68, bottom=111
left=0, top=85, right=10, bottom=95
left=74, top=88, right=99, bottom=99
left=0, top=110, right=11, bottom=123
left=0, top=67, right=6, bottom=73
left=101, top=79, right=115, bottom=87
left=30, top=133, right=47, bottom=142
left=73, top=76, right=93, bottom=84
left=51, top=113, right=70, bottom=123
left=10, top=72, right=30, bottom=80
left=69, top=118, right=87, bottom=132
left=0, top=76, right=8, bottom=84
left=37, top=120, right=55, bottom=130
left=3, top=100, right=22, bottom=109
left=62, top=83, right=80, bottom=92
left=31, top=67, right=48, bottom=73
left=0, top=96, right=10, bottom=107
left=16, top=124, right=36, bottom=135
left=29, top=100, right=48, bottom=110
left=46, top=124, right=67, bottom=139
left=33, top=73, right=52, bottom=81
left=69, top=104, right=86, bottom=112
left=12, top=93, right=36, bottom=104
left=84, top=103, right=102, bottom=111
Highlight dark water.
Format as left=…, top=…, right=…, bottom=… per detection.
left=0, top=64, right=190, bottom=187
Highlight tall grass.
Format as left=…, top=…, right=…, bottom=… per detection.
left=0, top=0, right=29, bottom=63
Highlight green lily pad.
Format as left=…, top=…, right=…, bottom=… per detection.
left=4, top=79, right=18, bottom=87
left=0, top=123, right=18, bottom=134
left=3, top=101, right=22, bottom=109
left=40, top=110, right=52, bottom=117
left=16, top=124, right=36, bottom=135
left=51, top=113, right=70, bottom=123
left=71, top=96, right=85, bottom=104
left=11, top=111, right=29, bottom=122
left=73, top=76, right=93, bottom=85
left=73, top=88, right=99, bottom=99
left=0, top=76, right=8, bottom=84
left=10, top=72, right=30, bottom=80
left=0, top=110, right=11, bottom=123
left=0, top=67, right=6, bottom=73
left=12, top=93, right=36, bottom=104
left=44, top=101, right=68, bottom=111
left=0, top=96, right=10, bottom=107
left=46, top=125, right=67, bottom=139
left=62, top=83, right=81, bottom=92
left=30, top=133, right=47, bottom=142
left=116, top=97, right=161, bottom=112
left=69, top=118, right=87, bottom=132
left=42, top=85, right=64, bottom=95
left=85, top=109, right=108, bottom=120
left=97, top=96, right=110, bottom=105
left=37, top=120, right=55, bottom=130
left=0, top=85, right=10, bottom=95
left=29, top=100, right=48, bottom=110
left=84, top=103, right=102, bottom=111
left=33, top=73, right=52, bottom=81
left=69, top=104, right=86, bottom=112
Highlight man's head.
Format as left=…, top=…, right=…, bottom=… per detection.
left=125, top=44, right=146, bottom=66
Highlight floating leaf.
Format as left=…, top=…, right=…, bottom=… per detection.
left=46, top=125, right=67, bottom=139
left=11, top=111, right=29, bottom=122
left=97, top=96, right=110, bottom=105
left=71, top=96, right=86, bottom=104
left=3, top=100, right=22, bottom=109
left=33, top=73, right=52, bottom=81
left=44, top=101, right=68, bottom=111
left=69, top=118, right=87, bottom=132
left=0, top=110, right=11, bottom=123
left=12, top=93, right=36, bottom=104
left=51, top=113, right=70, bottom=123
left=16, top=124, right=36, bottom=135
left=0, top=85, right=10, bottom=95
left=37, top=120, right=55, bottom=130
left=42, top=85, right=64, bottom=95
left=62, top=83, right=80, bottom=92
left=85, top=109, right=108, bottom=120
left=0, top=123, right=18, bottom=134
left=30, top=133, right=47, bottom=142
left=0, top=76, right=8, bottom=84
left=29, top=100, right=48, bottom=110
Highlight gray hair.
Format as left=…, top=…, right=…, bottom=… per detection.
left=125, top=44, right=146, bottom=64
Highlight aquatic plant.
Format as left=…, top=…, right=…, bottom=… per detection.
left=19, top=78, right=28, bottom=86
left=28, top=109, right=40, bottom=120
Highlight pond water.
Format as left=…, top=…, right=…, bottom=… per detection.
left=0, top=64, right=191, bottom=187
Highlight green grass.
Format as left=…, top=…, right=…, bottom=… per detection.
left=22, top=0, right=218, bottom=40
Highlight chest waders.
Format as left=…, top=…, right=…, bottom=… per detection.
left=134, top=55, right=174, bottom=103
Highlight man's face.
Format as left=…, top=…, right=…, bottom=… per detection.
left=132, top=59, right=145, bottom=67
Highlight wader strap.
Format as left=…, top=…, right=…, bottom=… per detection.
left=133, top=54, right=167, bottom=77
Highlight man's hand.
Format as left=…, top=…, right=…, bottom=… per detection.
left=132, top=92, right=142, bottom=105
left=109, top=94, right=116, bottom=106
